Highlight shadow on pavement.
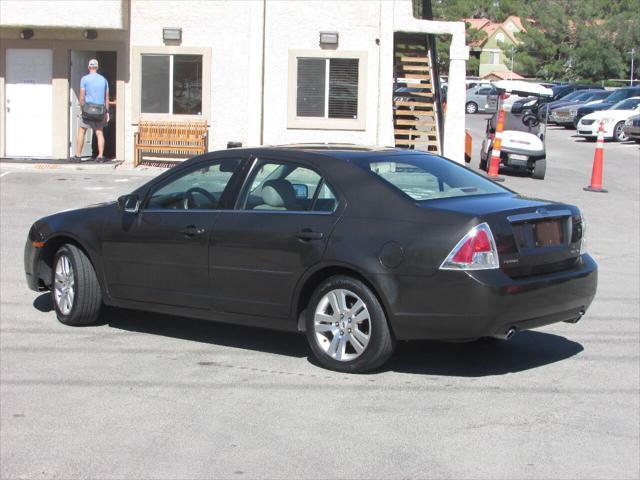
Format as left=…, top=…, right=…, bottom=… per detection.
left=33, top=293, right=584, bottom=376
left=33, top=294, right=54, bottom=312
left=102, top=305, right=309, bottom=358
left=386, top=331, right=583, bottom=377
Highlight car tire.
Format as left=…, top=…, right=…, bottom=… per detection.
left=532, top=159, right=546, bottom=180
left=52, top=244, right=102, bottom=326
left=614, top=121, right=628, bottom=142
left=466, top=102, right=478, bottom=114
left=305, top=275, right=395, bottom=373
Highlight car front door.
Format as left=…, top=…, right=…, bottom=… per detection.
left=209, top=158, right=342, bottom=319
left=101, top=158, right=245, bottom=310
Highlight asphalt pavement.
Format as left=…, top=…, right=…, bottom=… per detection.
left=1, top=124, right=638, bottom=479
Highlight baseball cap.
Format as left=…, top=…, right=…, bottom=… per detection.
left=88, top=59, right=99, bottom=68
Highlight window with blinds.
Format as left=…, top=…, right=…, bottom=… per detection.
left=296, top=57, right=359, bottom=119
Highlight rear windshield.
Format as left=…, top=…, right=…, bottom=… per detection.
left=355, top=154, right=509, bottom=202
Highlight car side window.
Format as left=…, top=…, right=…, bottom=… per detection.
left=478, top=88, right=492, bottom=95
left=240, top=160, right=337, bottom=213
left=146, top=159, right=241, bottom=210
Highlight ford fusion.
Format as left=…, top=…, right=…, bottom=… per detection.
left=25, top=146, right=597, bottom=372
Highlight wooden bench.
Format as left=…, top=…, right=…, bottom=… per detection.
left=134, top=119, right=208, bottom=167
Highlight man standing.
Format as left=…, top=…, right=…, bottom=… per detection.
left=73, top=59, right=109, bottom=162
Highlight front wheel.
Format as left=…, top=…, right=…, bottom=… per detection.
left=305, top=276, right=395, bottom=373
left=466, top=102, right=478, bottom=114
left=532, top=159, right=547, bottom=180
left=614, top=121, right=628, bottom=142
left=52, top=244, right=103, bottom=326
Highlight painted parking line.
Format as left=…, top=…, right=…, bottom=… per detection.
left=0, top=171, right=11, bottom=178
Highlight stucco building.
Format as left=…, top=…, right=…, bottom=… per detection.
left=1, top=0, right=468, bottom=164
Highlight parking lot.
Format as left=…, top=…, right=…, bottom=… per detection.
left=1, top=124, right=638, bottom=479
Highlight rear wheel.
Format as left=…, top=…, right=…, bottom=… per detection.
left=305, top=276, right=395, bottom=373
left=614, top=121, right=628, bottom=142
left=466, top=102, right=478, bottom=114
left=532, top=159, right=547, bottom=180
left=52, top=244, right=102, bottom=326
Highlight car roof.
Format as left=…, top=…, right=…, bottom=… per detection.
left=192, top=144, right=431, bottom=163
left=264, top=144, right=427, bottom=161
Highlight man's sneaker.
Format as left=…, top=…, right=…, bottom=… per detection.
left=70, top=156, right=81, bottom=163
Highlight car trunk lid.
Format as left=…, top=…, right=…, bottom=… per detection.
left=423, top=194, right=583, bottom=278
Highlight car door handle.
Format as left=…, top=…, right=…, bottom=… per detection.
left=296, top=229, right=324, bottom=241
left=180, top=225, right=205, bottom=237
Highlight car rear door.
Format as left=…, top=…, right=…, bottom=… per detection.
left=209, top=157, right=342, bottom=318
left=101, top=157, right=247, bottom=310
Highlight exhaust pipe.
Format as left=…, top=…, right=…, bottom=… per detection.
left=564, top=309, right=585, bottom=324
left=492, top=327, right=517, bottom=341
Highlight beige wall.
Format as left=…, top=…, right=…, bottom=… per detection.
left=126, top=0, right=253, bottom=159
left=0, top=28, right=129, bottom=159
left=0, top=0, right=128, bottom=30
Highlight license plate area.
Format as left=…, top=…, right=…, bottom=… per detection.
left=508, top=153, right=529, bottom=166
left=532, top=219, right=564, bottom=246
left=512, top=218, right=567, bottom=250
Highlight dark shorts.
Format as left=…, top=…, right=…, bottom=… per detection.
left=79, top=115, right=106, bottom=130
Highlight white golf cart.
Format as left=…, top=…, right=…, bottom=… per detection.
left=480, top=80, right=553, bottom=180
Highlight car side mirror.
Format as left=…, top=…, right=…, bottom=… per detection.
left=292, top=183, right=309, bottom=200
left=117, top=194, right=140, bottom=214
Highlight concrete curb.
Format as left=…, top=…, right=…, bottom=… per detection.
left=0, top=161, right=165, bottom=176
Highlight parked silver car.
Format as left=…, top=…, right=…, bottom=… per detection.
left=465, top=85, right=498, bottom=114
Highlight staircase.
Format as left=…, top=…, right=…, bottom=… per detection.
left=393, top=33, right=441, bottom=154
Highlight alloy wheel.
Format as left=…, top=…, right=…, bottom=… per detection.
left=54, top=255, right=75, bottom=315
left=313, top=288, right=371, bottom=362
left=615, top=122, right=628, bottom=142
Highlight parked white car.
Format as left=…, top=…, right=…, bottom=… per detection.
left=576, top=97, right=640, bottom=141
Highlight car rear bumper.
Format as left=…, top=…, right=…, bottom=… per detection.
left=386, top=254, right=597, bottom=340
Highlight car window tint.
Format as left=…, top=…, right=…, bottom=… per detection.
left=478, top=88, right=492, bottom=95
left=358, top=155, right=508, bottom=201
left=241, top=161, right=336, bottom=212
left=313, top=182, right=338, bottom=213
left=146, top=160, right=240, bottom=210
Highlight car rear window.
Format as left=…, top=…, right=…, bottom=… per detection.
left=355, top=154, right=509, bottom=201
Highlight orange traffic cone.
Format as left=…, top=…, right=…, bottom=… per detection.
left=584, top=120, right=608, bottom=193
left=487, top=106, right=505, bottom=182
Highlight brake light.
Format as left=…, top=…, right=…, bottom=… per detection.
left=579, top=215, right=587, bottom=256
left=440, top=223, right=499, bottom=270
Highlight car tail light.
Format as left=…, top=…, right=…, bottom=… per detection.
left=440, top=223, right=499, bottom=270
left=579, top=215, right=587, bottom=256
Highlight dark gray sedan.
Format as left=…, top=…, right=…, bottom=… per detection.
left=25, top=146, right=597, bottom=372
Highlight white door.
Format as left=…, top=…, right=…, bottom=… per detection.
left=5, top=49, right=53, bottom=157
left=70, top=50, right=95, bottom=158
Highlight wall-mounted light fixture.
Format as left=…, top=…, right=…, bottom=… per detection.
left=83, top=29, right=98, bottom=40
left=163, top=27, right=182, bottom=42
left=319, top=31, right=339, bottom=47
left=20, top=28, right=34, bottom=40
